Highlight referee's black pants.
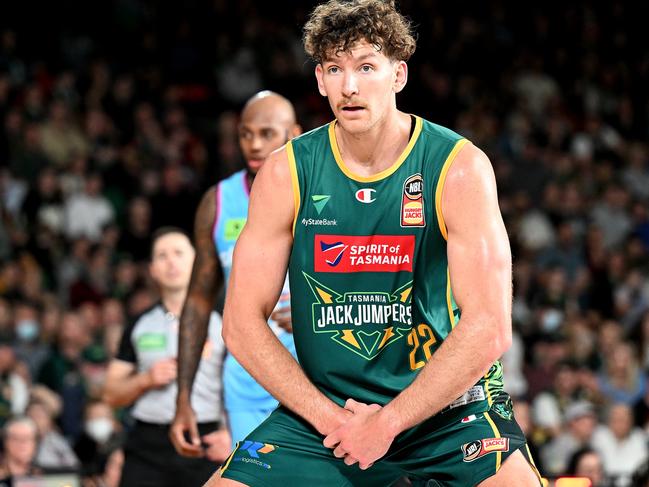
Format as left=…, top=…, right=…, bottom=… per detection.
left=120, top=420, right=220, bottom=487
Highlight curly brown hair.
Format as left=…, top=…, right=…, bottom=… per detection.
left=303, top=0, right=416, bottom=64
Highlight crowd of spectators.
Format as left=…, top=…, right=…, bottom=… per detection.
left=0, top=1, right=648, bottom=486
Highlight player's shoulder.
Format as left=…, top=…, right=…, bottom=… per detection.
left=417, top=116, right=465, bottom=145
left=288, top=122, right=331, bottom=153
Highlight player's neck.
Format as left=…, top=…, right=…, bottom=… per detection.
left=161, top=289, right=188, bottom=317
left=335, top=110, right=411, bottom=176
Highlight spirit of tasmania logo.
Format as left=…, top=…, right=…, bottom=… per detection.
left=314, top=234, right=414, bottom=273
left=303, top=272, right=413, bottom=360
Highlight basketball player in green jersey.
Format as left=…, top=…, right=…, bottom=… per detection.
left=208, top=1, right=541, bottom=485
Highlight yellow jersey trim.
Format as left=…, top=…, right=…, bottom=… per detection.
left=327, top=116, right=423, bottom=183
left=525, top=444, right=544, bottom=484
left=434, top=138, right=469, bottom=240
left=483, top=412, right=502, bottom=472
left=286, top=141, right=301, bottom=236
left=220, top=441, right=240, bottom=474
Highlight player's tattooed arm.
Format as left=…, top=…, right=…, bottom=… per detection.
left=177, top=187, right=223, bottom=401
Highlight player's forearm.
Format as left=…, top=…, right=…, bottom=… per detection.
left=177, top=294, right=213, bottom=401
left=103, top=372, right=152, bottom=407
left=223, top=315, right=341, bottom=435
left=380, top=313, right=510, bottom=436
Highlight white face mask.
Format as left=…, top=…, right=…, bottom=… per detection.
left=85, top=417, right=114, bottom=444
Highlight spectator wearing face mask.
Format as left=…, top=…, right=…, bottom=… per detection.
left=73, top=401, right=123, bottom=482
left=12, top=301, right=50, bottom=380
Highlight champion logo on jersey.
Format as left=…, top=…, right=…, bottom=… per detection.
left=320, top=241, right=348, bottom=267
left=355, top=188, right=376, bottom=204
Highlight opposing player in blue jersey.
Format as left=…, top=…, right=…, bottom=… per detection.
left=170, top=91, right=302, bottom=456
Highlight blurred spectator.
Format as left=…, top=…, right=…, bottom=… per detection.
left=597, top=341, right=646, bottom=407
left=37, top=311, right=91, bottom=439
left=12, top=300, right=50, bottom=379
left=27, top=393, right=79, bottom=471
left=63, top=173, right=114, bottom=242
left=592, top=403, right=648, bottom=486
left=117, top=197, right=152, bottom=262
left=0, top=344, right=28, bottom=424
left=0, top=416, right=40, bottom=483
left=73, top=401, right=122, bottom=481
left=540, top=400, right=599, bottom=477
left=39, top=100, right=89, bottom=169
left=590, top=184, right=633, bottom=251
left=532, top=361, right=581, bottom=437
left=565, top=448, right=608, bottom=487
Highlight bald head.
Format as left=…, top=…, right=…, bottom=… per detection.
left=242, top=91, right=296, bottom=126
left=238, top=91, right=301, bottom=175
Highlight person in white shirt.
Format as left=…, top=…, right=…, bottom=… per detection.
left=593, top=402, right=648, bottom=486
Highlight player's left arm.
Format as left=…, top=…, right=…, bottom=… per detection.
left=325, top=143, right=512, bottom=468
left=380, top=142, right=512, bottom=430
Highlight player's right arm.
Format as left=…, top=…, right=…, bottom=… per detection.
left=223, top=147, right=349, bottom=436
left=171, top=187, right=224, bottom=457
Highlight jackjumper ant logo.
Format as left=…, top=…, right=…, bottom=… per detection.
left=303, top=272, right=413, bottom=360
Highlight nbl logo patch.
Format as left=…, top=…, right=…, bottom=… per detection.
left=461, top=438, right=509, bottom=462
left=400, top=173, right=425, bottom=227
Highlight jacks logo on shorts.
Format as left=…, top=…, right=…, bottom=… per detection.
left=400, top=173, right=425, bottom=227
left=461, top=438, right=509, bottom=462
left=314, top=235, right=414, bottom=273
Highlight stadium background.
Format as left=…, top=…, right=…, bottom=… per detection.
left=1, top=1, right=649, bottom=486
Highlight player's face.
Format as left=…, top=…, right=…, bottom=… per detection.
left=316, top=40, right=407, bottom=134
left=149, top=233, right=195, bottom=292
left=238, top=120, right=290, bottom=174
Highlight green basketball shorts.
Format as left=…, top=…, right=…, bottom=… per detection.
left=220, top=393, right=541, bottom=486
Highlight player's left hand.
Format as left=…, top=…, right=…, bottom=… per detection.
left=323, top=398, right=396, bottom=470
left=202, top=428, right=232, bottom=463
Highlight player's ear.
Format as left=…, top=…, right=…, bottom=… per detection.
left=393, top=61, right=408, bottom=94
left=315, top=64, right=327, bottom=97
left=291, top=124, right=303, bottom=137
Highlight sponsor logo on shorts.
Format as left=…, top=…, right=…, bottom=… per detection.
left=461, top=438, right=509, bottom=462
left=314, top=235, right=414, bottom=273
left=233, top=441, right=277, bottom=470
left=400, top=173, right=425, bottom=227
left=355, top=188, right=376, bottom=203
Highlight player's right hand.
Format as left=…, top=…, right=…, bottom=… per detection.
left=169, top=399, right=204, bottom=458
left=146, top=358, right=177, bottom=388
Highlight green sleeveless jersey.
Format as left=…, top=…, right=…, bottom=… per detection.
left=287, top=116, right=503, bottom=410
